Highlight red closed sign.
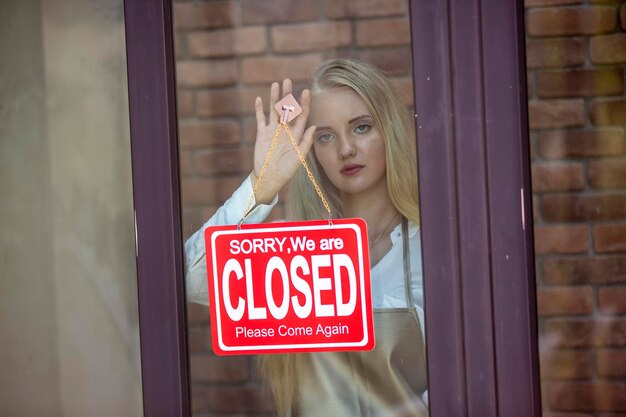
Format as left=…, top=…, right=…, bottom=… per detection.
left=205, top=218, right=375, bottom=355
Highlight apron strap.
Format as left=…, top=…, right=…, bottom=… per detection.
left=402, top=217, right=414, bottom=308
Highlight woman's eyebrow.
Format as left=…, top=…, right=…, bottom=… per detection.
left=348, top=114, right=372, bottom=124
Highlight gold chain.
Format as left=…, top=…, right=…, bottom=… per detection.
left=241, top=123, right=332, bottom=223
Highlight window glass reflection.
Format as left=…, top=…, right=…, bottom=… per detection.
left=174, top=1, right=426, bottom=415
left=526, top=2, right=626, bottom=414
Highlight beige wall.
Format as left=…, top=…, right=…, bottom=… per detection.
left=0, top=0, right=142, bottom=415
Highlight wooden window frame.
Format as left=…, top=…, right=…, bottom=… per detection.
left=124, top=0, right=540, bottom=415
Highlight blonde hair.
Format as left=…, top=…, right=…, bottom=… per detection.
left=261, top=58, right=420, bottom=415
left=287, top=58, right=420, bottom=225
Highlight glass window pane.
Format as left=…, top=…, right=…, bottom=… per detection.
left=0, top=1, right=142, bottom=415
left=526, top=2, right=626, bottom=414
left=173, top=0, right=428, bottom=415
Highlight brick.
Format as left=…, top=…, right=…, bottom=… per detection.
left=622, top=3, right=626, bottom=30
left=537, top=286, right=593, bottom=316
left=187, top=302, right=211, bottom=324
left=589, top=159, right=626, bottom=188
left=594, top=224, right=626, bottom=253
left=215, top=175, right=246, bottom=202
left=539, top=129, right=625, bottom=159
left=534, top=225, right=589, bottom=254
left=544, top=319, right=594, bottom=348
left=178, top=120, right=240, bottom=149
left=182, top=208, right=205, bottom=240
left=179, top=150, right=193, bottom=177
left=336, top=47, right=413, bottom=76
left=187, top=325, right=211, bottom=353
left=325, top=0, right=407, bottom=18
left=530, top=133, right=537, bottom=161
left=208, top=386, right=274, bottom=413
left=595, top=319, right=626, bottom=346
left=528, top=99, right=585, bottom=129
left=548, top=381, right=626, bottom=411
left=271, top=22, right=351, bottom=53
left=542, top=256, right=626, bottom=285
left=526, top=38, right=585, bottom=69
left=590, top=99, right=626, bottom=127
left=542, top=193, right=626, bottom=222
left=185, top=205, right=218, bottom=237
left=527, top=7, right=616, bottom=36
left=243, top=116, right=259, bottom=145
left=531, top=163, right=585, bottom=192
left=537, top=68, right=624, bottom=98
left=389, top=77, right=415, bottom=107
left=191, top=386, right=212, bottom=413
left=181, top=178, right=217, bottom=205
left=195, top=89, right=238, bottom=117
left=177, top=89, right=194, bottom=117
left=596, top=349, right=626, bottom=377
left=525, top=0, right=582, bottom=6
left=196, top=86, right=268, bottom=118
left=241, top=54, right=322, bottom=84
left=176, top=60, right=238, bottom=87
left=539, top=348, right=593, bottom=378
left=173, top=1, right=237, bottom=30
left=599, top=287, right=626, bottom=315
left=195, top=149, right=253, bottom=175
left=189, top=353, right=249, bottom=383
left=356, top=18, right=411, bottom=47
left=187, top=27, right=267, bottom=58
left=590, top=34, right=626, bottom=64
left=174, top=31, right=186, bottom=58
left=241, top=0, right=319, bottom=24
left=527, top=72, right=535, bottom=99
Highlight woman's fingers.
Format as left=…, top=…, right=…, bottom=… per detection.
left=254, top=96, right=265, bottom=128
left=298, top=125, right=317, bottom=155
left=268, top=82, right=280, bottom=124
left=294, top=89, right=311, bottom=134
left=282, top=79, right=292, bottom=98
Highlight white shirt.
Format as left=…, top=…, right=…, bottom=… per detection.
left=183, top=175, right=424, bottom=329
left=183, top=175, right=428, bottom=407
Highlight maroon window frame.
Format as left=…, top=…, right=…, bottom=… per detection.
left=123, top=0, right=540, bottom=416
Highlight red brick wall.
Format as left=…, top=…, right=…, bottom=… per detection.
left=174, top=0, right=626, bottom=415
left=174, top=1, right=413, bottom=415
left=527, top=0, right=626, bottom=414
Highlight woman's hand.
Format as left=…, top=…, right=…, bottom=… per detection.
left=251, top=79, right=317, bottom=204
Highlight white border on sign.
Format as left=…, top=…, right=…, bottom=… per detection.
left=210, top=223, right=369, bottom=352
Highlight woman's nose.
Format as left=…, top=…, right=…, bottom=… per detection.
left=337, top=135, right=356, bottom=160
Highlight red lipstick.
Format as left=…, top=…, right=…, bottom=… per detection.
left=341, top=164, right=364, bottom=176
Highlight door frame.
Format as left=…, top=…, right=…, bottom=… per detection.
left=411, top=1, right=541, bottom=415
left=124, top=0, right=540, bottom=416
left=124, top=1, right=190, bottom=415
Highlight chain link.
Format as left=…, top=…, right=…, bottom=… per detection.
left=241, top=123, right=332, bottom=225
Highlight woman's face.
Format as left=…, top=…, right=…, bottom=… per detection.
left=309, top=87, right=387, bottom=199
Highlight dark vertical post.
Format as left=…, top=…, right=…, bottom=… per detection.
left=410, top=0, right=540, bottom=415
left=409, top=1, right=468, bottom=415
left=481, top=1, right=542, bottom=415
left=123, top=1, right=190, bottom=416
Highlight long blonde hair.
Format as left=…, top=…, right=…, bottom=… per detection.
left=287, top=58, right=420, bottom=225
left=260, top=58, right=420, bottom=415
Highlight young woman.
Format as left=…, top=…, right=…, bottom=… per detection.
left=185, top=59, right=427, bottom=416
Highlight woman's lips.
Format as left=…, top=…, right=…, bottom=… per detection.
left=341, top=164, right=364, bottom=176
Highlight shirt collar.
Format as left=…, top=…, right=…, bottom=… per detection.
left=389, top=221, right=419, bottom=246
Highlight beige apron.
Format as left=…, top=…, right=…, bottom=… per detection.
left=294, top=219, right=428, bottom=417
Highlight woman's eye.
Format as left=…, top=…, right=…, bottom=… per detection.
left=354, top=124, right=371, bottom=134
left=317, top=133, right=334, bottom=142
